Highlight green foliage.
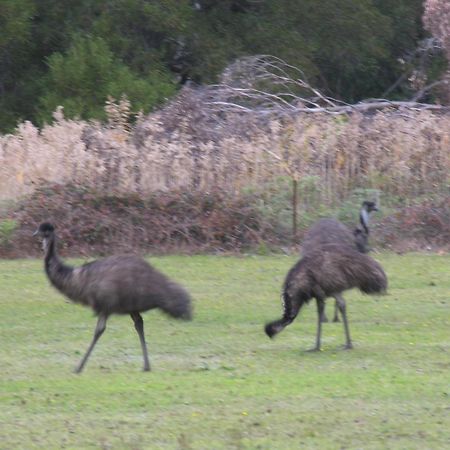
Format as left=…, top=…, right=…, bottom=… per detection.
left=253, top=0, right=392, bottom=100
left=37, top=36, right=175, bottom=123
left=0, top=254, right=449, bottom=448
left=0, top=0, right=445, bottom=131
left=92, top=0, right=194, bottom=73
left=245, top=177, right=376, bottom=238
left=0, top=219, right=17, bottom=246
left=0, top=0, right=36, bottom=130
left=337, top=189, right=381, bottom=225
left=0, top=0, right=34, bottom=50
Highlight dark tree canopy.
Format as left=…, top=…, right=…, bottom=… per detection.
left=0, top=0, right=443, bottom=131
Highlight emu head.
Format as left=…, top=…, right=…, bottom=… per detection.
left=33, top=222, right=55, bottom=251
left=362, top=201, right=378, bottom=213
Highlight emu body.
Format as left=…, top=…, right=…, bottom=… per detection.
left=302, top=218, right=358, bottom=254
left=302, top=201, right=378, bottom=322
left=34, top=222, right=192, bottom=373
left=265, top=244, right=387, bottom=351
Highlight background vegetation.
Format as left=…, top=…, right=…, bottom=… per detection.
left=1, top=254, right=449, bottom=449
left=1, top=88, right=449, bottom=256
left=1, top=1, right=449, bottom=254
left=0, top=0, right=443, bottom=131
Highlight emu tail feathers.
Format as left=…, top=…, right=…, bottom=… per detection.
left=161, top=281, right=193, bottom=321
left=359, top=261, right=388, bottom=295
left=265, top=291, right=297, bottom=339
left=265, top=318, right=292, bottom=338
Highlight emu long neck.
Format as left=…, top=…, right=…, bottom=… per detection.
left=44, top=235, right=74, bottom=295
left=359, top=208, right=370, bottom=234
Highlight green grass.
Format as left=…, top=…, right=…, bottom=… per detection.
left=0, top=253, right=449, bottom=449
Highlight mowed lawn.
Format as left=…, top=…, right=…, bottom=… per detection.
left=0, top=253, right=449, bottom=449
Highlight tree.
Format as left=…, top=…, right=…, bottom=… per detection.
left=189, top=0, right=427, bottom=101
left=37, top=36, right=175, bottom=123
left=0, top=0, right=36, bottom=129
left=423, top=0, right=450, bottom=102
left=0, top=0, right=441, bottom=131
left=424, top=0, right=450, bottom=57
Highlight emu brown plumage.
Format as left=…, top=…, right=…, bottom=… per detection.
left=265, top=244, right=387, bottom=351
left=302, top=201, right=378, bottom=322
left=34, top=222, right=192, bottom=373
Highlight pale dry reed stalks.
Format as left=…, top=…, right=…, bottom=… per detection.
left=0, top=93, right=449, bottom=203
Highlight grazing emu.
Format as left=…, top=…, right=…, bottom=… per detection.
left=265, top=244, right=387, bottom=351
left=34, top=222, right=192, bottom=373
left=302, top=201, right=378, bottom=322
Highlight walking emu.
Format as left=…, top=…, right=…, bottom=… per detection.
left=265, top=244, right=387, bottom=351
left=302, top=201, right=378, bottom=322
left=34, top=222, right=192, bottom=373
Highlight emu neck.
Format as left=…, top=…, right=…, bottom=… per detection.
left=359, top=208, right=370, bottom=234
left=44, top=235, right=74, bottom=292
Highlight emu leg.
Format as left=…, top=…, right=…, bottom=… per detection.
left=131, top=312, right=151, bottom=371
left=310, top=298, right=325, bottom=351
left=335, top=293, right=353, bottom=349
left=320, top=307, right=329, bottom=323
left=75, top=314, right=107, bottom=374
left=332, top=299, right=340, bottom=322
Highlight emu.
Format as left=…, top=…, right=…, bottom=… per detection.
left=302, top=201, right=378, bottom=322
left=265, top=244, right=387, bottom=351
left=33, top=222, right=192, bottom=373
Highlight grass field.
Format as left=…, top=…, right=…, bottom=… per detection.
left=0, top=253, right=449, bottom=449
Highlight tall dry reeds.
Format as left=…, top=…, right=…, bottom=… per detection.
left=0, top=89, right=449, bottom=204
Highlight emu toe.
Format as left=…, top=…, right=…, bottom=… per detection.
left=306, top=347, right=322, bottom=352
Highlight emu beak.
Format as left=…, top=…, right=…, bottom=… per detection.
left=32, top=229, right=39, bottom=237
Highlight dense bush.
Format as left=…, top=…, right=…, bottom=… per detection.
left=1, top=87, right=449, bottom=257
left=2, top=184, right=280, bottom=257
left=37, top=36, right=175, bottom=125
left=374, top=197, right=450, bottom=252
left=1, top=87, right=449, bottom=205
left=1, top=183, right=448, bottom=258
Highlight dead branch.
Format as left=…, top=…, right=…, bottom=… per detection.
left=204, top=55, right=450, bottom=116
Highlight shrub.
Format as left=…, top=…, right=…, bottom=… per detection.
left=0, top=219, right=17, bottom=246
left=37, top=36, right=175, bottom=124
left=1, top=183, right=448, bottom=258
left=1, top=87, right=449, bottom=207
left=3, top=184, right=283, bottom=257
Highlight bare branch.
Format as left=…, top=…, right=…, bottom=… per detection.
left=412, top=79, right=449, bottom=102
left=206, top=55, right=450, bottom=117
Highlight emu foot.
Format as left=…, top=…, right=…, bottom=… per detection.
left=332, top=316, right=340, bottom=323
left=343, top=343, right=353, bottom=350
left=306, top=347, right=321, bottom=353
left=143, top=366, right=151, bottom=372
